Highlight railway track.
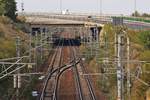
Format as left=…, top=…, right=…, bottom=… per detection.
left=40, top=37, right=81, bottom=100
left=39, top=32, right=98, bottom=100
left=40, top=39, right=64, bottom=100
left=68, top=39, right=84, bottom=100
left=69, top=39, right=97, bottom=100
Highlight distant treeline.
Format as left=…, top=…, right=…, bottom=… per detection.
left=132, top=11, right=150, bottom=17
left=0, top=0, right=17, bottom=20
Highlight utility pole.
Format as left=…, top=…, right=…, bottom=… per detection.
left=29, top=27, right=32, bottom=64
left=60, top=0, right=62, bottom=14
left=15, top=36, right=21, bottom=100
left=100, top=0, right=102, bottom=15
left=40, top=29, right=43, bottom=62
left=21, top=0, right=24, bottom=15
left=134, top=0, right=137, bottom=17
left=134, top=0, right=137, bottom=13
left=117, top=33, right=124, bottom=100
left=34, top=32, right=38, bottom=72
left=127, top=37, right=131, bottom=100
left=95, top=27, right=99, bottom=61
left=29, top=32, right=32, bottom=63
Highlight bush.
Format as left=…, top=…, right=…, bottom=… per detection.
left=0, top=31, right=4, bottom=37
left=0, top=16, right=13, bottom=24
left=0, top=38, right=16, bottom=59
left=142, top=13, right=150, bottom=17
left=14, top=22, right=30, bottom=33
left=132, top=11, right=141, bottom=17
left=139, top=31, right=150, bottom=49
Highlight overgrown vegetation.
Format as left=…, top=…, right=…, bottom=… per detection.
left=99, top=24, right=150, bottom=100
left=0, top=38, right=16, bottom=59
left=139, top=31, right=150, bottom=49
left=0, top=13, right=50, bottom=99
left=0, top=78, right=14, bottom=100
left=0, top=15, right=29, bottom=99
left=0, top=0, right=17, bottom=21
left=0, top=16, right=29, bottom=57
left=0, top=1, right=19, bottom=97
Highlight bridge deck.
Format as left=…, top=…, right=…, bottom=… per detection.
left=27, top=17, right=85, bottom=25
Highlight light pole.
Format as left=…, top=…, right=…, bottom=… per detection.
left=134, top=0, right=137, bottom=16
left=21, top=0, right=24, bottom=16
left=100, top=0, right=102, bottom=15
left=60, top=0, right=62, bottom=14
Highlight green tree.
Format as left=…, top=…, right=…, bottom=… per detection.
left=4, top=0, right=17, bottom=20
left=139, top=31, right=150, bottom=49
left=132, top=11, right=141, bottom=17
left=0, top=0, right=5, bottom=15
left=142, top=13, right=150, bottom=17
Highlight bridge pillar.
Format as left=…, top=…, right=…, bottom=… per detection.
left=31, top=26, right=48, bottom=35
left=90, top=27, right=101, bottom=41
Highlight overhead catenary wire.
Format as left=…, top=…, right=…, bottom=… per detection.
left=0, top=64, right=26, bottom=80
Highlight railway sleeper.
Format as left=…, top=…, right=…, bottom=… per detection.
left=44, top=93, right=53, bottom=97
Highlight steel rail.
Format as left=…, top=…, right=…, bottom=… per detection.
left=70, top=40, right=97, bottom=100
left=79, top=61, right=97, bottom=100
left=40, top=55, right=80, bottom=100
left=68, top=39, right=84, bottom=100
left=52, top=38, right=64, bottom=100
left=40, top=39, right=62, bottom=100
left=50, top=37, right=82, bottom=100
left=52, top=58, right=81, bottom=100
left=40, top=59, right=77, bottom=100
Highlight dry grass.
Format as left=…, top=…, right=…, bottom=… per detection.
left=0, top=16, right=28, bottom=39
left=0, top=16, right=29, bottom=59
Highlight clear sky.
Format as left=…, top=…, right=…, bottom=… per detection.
left=16, top=0, right=150, bottom=15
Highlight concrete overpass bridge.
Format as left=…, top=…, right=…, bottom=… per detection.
left=23, top=12, right=150, bottom=30
left=27, top=17, right=87, bottom=28
left=26, top=16, right=104, bottom=35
